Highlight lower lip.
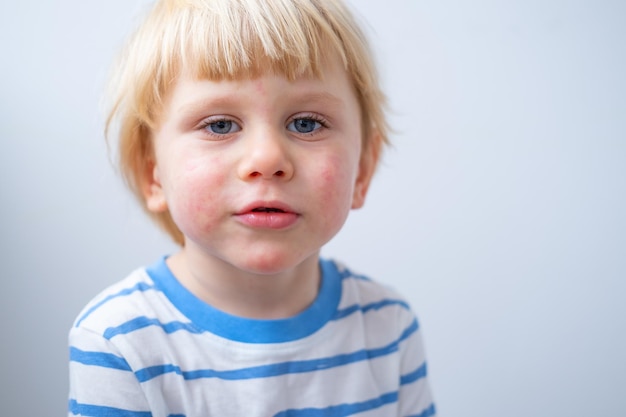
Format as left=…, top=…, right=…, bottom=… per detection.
left=235, top=212, right=299, bottom=229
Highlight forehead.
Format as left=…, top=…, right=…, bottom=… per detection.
left=163, top=52, right=358, bottom=115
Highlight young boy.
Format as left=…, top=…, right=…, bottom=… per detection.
left=68, top=1, right=436, bottom=416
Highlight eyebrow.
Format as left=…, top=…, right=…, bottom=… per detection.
left=176, top=96, right=238, bottom=115
left=288, top=91, right=345, bottom=107
left=176, top=90, right=345, bottom=116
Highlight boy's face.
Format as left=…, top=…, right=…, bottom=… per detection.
left=144, top=56, right=376, bottom=275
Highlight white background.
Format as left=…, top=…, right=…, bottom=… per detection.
left=1, top=0, right=624, bottom=416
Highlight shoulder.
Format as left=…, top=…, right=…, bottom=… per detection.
left=328, top=259, right=419, bottom=335
left=69, top=261, right=177, bottom=337
left=331, top=259, right=414, bottom=311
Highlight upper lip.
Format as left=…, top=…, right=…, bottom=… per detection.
left=235, top=201, right=298, bottom=215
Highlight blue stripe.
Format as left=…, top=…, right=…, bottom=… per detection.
left=68, top=400, right=185, bottom=417
left=105, top=301, right=409, bottom=339
left=399, top=318, right=419, bottom=343
left=68, top=399, right=151, bottom=417
left=135, top=319, right=419, bottom=383
left=407, top=403, right=437, bottom=417
left=273, top=391, right=398, bottom=417
left=75, top=282, right=157, bottom=327
left=334, top=299, right=411, bottom=320
left=103, top=301, right=413, bottom=339
left=338, top=267, right=371, bottom=281
left=69, top=347, right=132, bottom=371
left=400, top=362, right=428, bottom=385
left=104, top=316, right=201, bottom=339
left=147, top=258, right=342, bottom=343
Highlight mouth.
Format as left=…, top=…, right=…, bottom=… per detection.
left=235, top=202, right=299, bottom=229
left=238, top=201, right=297, bottom=215
left=251, top=207, right=287, bottom=213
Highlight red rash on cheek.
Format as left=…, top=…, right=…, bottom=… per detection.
left=321, top=167, right=334, bottom=184
left=183, top=161, right=201, bottom=174
left=318, top=156, right=355, bottom=206
left=177, top=190, right=217, bottom=235
left=172, top=164, right=227, bottom=234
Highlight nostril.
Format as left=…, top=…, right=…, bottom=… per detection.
left=244, top=169, right=289, bottom=179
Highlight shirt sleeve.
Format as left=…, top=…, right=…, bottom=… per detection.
left=68, top=325, right=151, bottom=417
left=397, top=312, right=437, bottom=417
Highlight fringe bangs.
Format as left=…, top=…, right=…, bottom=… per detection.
left=176, top=0, right=345, bottom=81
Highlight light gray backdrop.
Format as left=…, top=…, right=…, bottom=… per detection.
left=1, top=0, right=624, bottom=416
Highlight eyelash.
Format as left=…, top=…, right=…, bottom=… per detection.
left=288, top=114, right=329, bottom=135
left=197, top=117, right=241, bottom=138
left=196, top=113, right=330, bottom=139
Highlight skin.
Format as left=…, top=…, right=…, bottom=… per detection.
left=144, top=55, right=378, bottom=319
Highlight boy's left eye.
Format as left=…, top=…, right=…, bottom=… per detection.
left=205, top=119, right=241, bottom=134
left=287, top=118, right=323, bottom=134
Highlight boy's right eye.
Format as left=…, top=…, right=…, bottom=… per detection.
left=202, top=118, right=242, bottom=135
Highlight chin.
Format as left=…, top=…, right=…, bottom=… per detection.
left=234, top=250, right=315, bottom=276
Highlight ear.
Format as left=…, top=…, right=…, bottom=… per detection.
left=143, top=161, right=168, bottom=213
left=351, top=135, right=380, bottom=210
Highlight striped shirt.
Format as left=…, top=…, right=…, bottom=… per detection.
left=68, top=257, right=436, bottom=417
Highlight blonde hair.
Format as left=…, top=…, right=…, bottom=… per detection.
left=106, top=0, right=389, bottom=245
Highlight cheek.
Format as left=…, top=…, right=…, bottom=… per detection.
left=317, top=153, right=358, bottom=214
left=168, top=162, right=226, bottom=234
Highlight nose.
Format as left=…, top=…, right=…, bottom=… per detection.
left=237, top=128, right=294, bottom=181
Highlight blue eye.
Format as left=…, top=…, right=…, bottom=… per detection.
left=287, top=118, right=322, bottom=134
left=206, top=119, right=241, bottom=134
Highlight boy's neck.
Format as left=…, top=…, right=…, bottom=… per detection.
left=165, top=249, right=321, bottom=320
